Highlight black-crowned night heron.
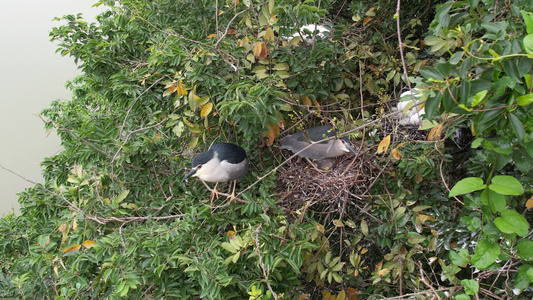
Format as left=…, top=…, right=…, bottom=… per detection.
left=280, top=125, right=357, bottom=169
left=183, top=143, right=249, bottom=201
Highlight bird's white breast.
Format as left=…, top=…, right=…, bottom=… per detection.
left=194, top=153, right=248, bottom=182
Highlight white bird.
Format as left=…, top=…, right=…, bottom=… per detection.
left=393, top=89, right=425, bottom=126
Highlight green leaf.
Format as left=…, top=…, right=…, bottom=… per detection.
left=115, top=189, right=130, bottom=203
left=508, top=113, right=525, bottom=143
left=521, top=10, right=533, bottom=34
left=489, top=175, right=524, bottom=195
left=480, top=189, right=506, bottom=213
left=449, top=51, right=464, bottom=65
left=517, top=239, right=533, bottom=261
left=331, top=261, right=344, bottom=272
left=494, top=210, right=529, bottom=237
left=449, top=249, right=470, bottom=266
left=517, top=93, right=533, bottom=106
left=471, top=240, right=500, bottom=269
left=528, top=267, right=533, bottom=282
left=471, top=138, right=483, bottom=148
left=524, top=34, right=533, bottom=54
left=455, top=294, right=471, bottom=300
left=515, top=265, right=533, bottom=290
left=449, top=177, right=485, bottom=197
left=471, top=90, right=488, bottom=107
left=221, top=242, right=237, bottom=253
left=424, top=92, right=441, bottom=120
left=420, top=66, right=444, bottom=81
left=461, top=279, right=479, bottom=295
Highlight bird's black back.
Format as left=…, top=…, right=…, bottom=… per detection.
left=192, top=142, right=247, bottom=167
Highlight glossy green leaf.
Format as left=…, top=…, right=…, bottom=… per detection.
left=517, top=239, right=533, bottom=261
left=494, top=210, right=529, bottom=237
left=221, top=242, right=237, bottom=253
left=517, top=93, right=533, bottom=106
left=490, top=175, right=524, bottom=195
left=420, top=66, right=444, bottom=81
left=480, top=189, right=506, bottom=213
left=471, top=90, right=488, bottom=107
left=523, top=34, right=533, bottom=54
left=461, top=279, right=479, bottom=295
left=521, top=10, right=533, bottom=34
left=471, top=240, right=500, bottom=269
left=508, top=113, right=525, bottom=143
left=449, top=249, right=470, bottom=266
left=449, top=177, right=485, bottom=197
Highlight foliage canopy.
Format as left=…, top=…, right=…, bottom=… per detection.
left=1, top=0, right=532, bottom=299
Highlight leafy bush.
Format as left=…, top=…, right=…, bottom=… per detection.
left=1, top=0, right=532, bottom=299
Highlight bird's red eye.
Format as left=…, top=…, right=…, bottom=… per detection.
left=197, top=165, right=202, bottom=169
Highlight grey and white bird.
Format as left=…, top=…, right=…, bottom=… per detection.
left=183, top=143, right=249, bottom=201
left=280, top=125, right=357, bottom=163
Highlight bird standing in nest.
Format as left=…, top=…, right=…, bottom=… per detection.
left=280, top=125, right=357, bottom=170
left=183, top=143, right=249, bottom=202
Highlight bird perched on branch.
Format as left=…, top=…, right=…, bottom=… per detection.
left=183, top=143, right=249, bottom=202
left=280, top=125, right=357, bottom=170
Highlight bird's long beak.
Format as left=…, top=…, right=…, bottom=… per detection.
left=345, top=143, right=358, bottom=156
left=183, top=167, right=198, bottom=182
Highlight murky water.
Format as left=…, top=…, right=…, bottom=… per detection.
left=0, top=0, right=103, bottom=216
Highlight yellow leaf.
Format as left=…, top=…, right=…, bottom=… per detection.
left=72, top=219, right=78, bottom=231
left=377, top=135, right=391, bottom=154
left=337, top=290, right=346, bottom=300
left=264, top=27, right=275, bottom=41
left=361, top=219, right=368, bottom=236
left=526, top=196, right=533, bottom=210
left=269, top=14, right=278, bottom=25
left=363, top=16, right=372, bottom=26
left=427, top=123, right=443, bottom=141
left=391, top=147, right=402, bottom=160
left=176, top=80, right=188, bottom=96
left=83, top=240, right=97, bottom=249
left=156, top=132, right=162, bottom=139
left=332, top=219, right=344, bottom=227
left=300, top=95, right=312, bottom=106
left=195, top=95, right=209, bottom=106
left=289, top=36, right=302, bottom=46
left=207, top=33, right=217, bottom=39
left=312, top=99, right=321, bottom=111
left=416, top=214, right=436, bottom=224
left=63, top=244, right=81, bottom=254
left=377, top=267, right=389, bottom=276
left=253, top=41, right=263, bottom=57
left=200, top=103, right=213, bottom=118
left=322, top=291, right=332, bottom=300
left=59, top=223, right=67, bottom=233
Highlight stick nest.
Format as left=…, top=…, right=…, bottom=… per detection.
left=276, top=151, right=376, bottom=217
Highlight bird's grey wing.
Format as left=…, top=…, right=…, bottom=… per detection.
left=297, top=125, right=334, bottom=143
